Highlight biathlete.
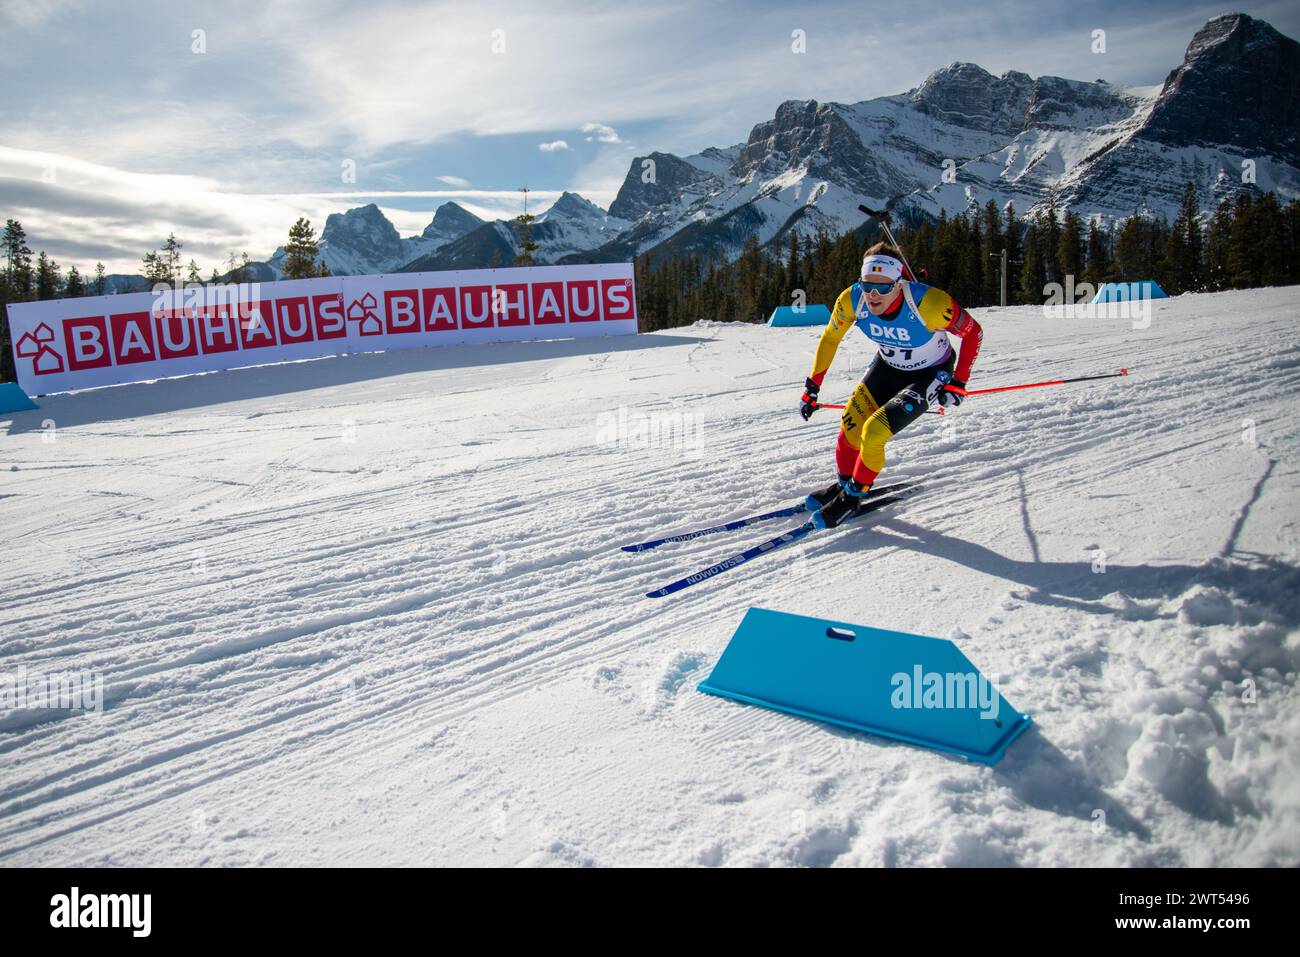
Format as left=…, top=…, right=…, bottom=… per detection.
left=799, top=242, right=983, bottom=528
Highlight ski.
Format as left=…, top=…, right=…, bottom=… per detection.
left=621, top=482, right=911, bottom=553
left=644, top=488, right=917, bottom=599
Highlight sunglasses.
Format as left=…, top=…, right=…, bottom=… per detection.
left=860, top=280, right=898, bottom=295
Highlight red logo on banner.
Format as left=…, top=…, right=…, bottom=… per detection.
left=460, top=285, right=493, bottom=329
left=196, top=304, right=240, bottom=354
left=493, top=284, right=531, bottom=327
left=347, top=293, right=382, bottom=335
left=237, top=300, right=279, bottom=349
left=110, top=312, right=157, bottom=365
left=64, top=316, right=112, bottom=371
left=10, top=268, right=636, bottom=390
left=275, top=296, right=316, bottom=345
left=15, top=322, right=64, bottom=375
left=422, top=288, right=458, bottom=332
left=601, top=278, right=634, bottom=320
left=384, top=289, right=422, bottom=335
left=567, top=280, right=600, bottom=322
left=531, top=282, right=565, bottom=325
left=155, top=309, right=199, bottom=360
left=313, top=293, right=346, bottom=340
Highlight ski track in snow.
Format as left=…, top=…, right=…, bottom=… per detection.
left=1, top=288, right=1298, bottom=867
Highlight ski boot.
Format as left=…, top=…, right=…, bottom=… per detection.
left=804, top=476, right=852, bottom=513
left=811, top=479, right=874, bottom=529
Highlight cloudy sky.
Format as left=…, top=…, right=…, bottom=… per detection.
left=2, top=0, right=1297, bottom=275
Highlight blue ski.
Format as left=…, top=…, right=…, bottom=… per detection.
left=644, top=490, right=915, bottom=599
left=621, top=482, right=910, bottom=553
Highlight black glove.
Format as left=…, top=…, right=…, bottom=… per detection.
left=799, top=378, right=820, bottom=420
left=938, top=377, right=966, bottom=408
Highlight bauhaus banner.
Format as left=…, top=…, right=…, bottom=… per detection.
left=5, top=263, right=638, bottom=395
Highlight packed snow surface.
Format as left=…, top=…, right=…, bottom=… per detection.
left=2, top=286, right=1298, bottom=866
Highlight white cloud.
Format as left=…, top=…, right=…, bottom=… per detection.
left=0, top=146, right=569, bottom=275
left=581, top=123, right=622, bottom=144
left=0, top=0, right=83, bottom=28
left=249, top=1, right=754, bottom=152
left=538, top=140, right=570, bottom=153
left=4, top=0, right=1275, bottom=273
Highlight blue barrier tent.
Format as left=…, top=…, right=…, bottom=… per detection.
left=1091, top=280, right=1168, bottom=303
left=767, top=304, right=831, bottom=327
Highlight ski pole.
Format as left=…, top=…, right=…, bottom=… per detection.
left=814, top=402, right=944, bottom=415
left=858, top=203, right=915, bottom=280
left=945, top=368, right=1129, bottom=397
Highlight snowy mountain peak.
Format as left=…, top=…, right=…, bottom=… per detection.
left=572, top=14, right=1298, bottom=270
left=733, top=98, right=876, bottom=188
left=320, top=203, right=405, bottom=264
left=910, top=63, right=1033, bottom=135
left=608, top=151, right=720, bottom=221
left=540, top=191, right=605, bottom=222
left=1140, top=12, right=1299, bottom=163
left=266, top=14, right=1296, bottom=277
left=421, top=201, right=482, bottom=240
left=532, top=192, right=630, bottom=262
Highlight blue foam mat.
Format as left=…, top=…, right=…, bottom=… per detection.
left=767, top=304, right=831, bottom=326
left=697, top=607, right=1031, bottom=765
left=0, top=382, right=38, bottom=413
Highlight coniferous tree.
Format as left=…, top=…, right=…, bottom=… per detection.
left=1285, top=198, right=1300, bottom=286
left=1226, top=193, right=1256, bottom=288
left=1019, top=215, right=1046, bottom=304
left=1002, top=203, right=1022, bottom=304
left=1161, top=219, right=1189, bottom=294
left=283, top=217, right=325, bottom=279
left=3, top=219, right=34, bottom=301
left=980, top=201, right=1001, bottom=305
left=1250, top=192, right=1288, bottom=287
left=1113, top=214, right=1144, bottom=281
left=1057, top=210, right=1085, bottom=288
left=162, top=233, right=182, bottom=287
left=618, top=185, right=1291, bottom=330
left=34, top=251, right=62, bottom=300
left=93, top=262, right=107, bottom=296
left=221, top=250, right=253, bottom=284
left=960, top=213, right=984, bottom=306
left=785, top=231, right=802, bottom=300
left=512, top=211, right=539, bottom=267
left=1164, top=182, right=1204, bottom=293
left=1180, top=182, right=1203, bottom=289
left=1083, top=219, right=1111, bottom=288
left=64, top=265, right=85, bottom=298
left=1147, top=217, right=1169, bottom=282
left=1042, top=190, right=1061, bottom=284
left=910, top=219, right=936, bottom=282
left=142, top=250, right=171, bottom=287
left=1202, top=199, right=1232, bottom=292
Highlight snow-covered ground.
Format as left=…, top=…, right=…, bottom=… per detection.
left=2, top=286, right=1298, bottom=867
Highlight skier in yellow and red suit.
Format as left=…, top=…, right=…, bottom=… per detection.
left=799, top=242, right=983, bottom=529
